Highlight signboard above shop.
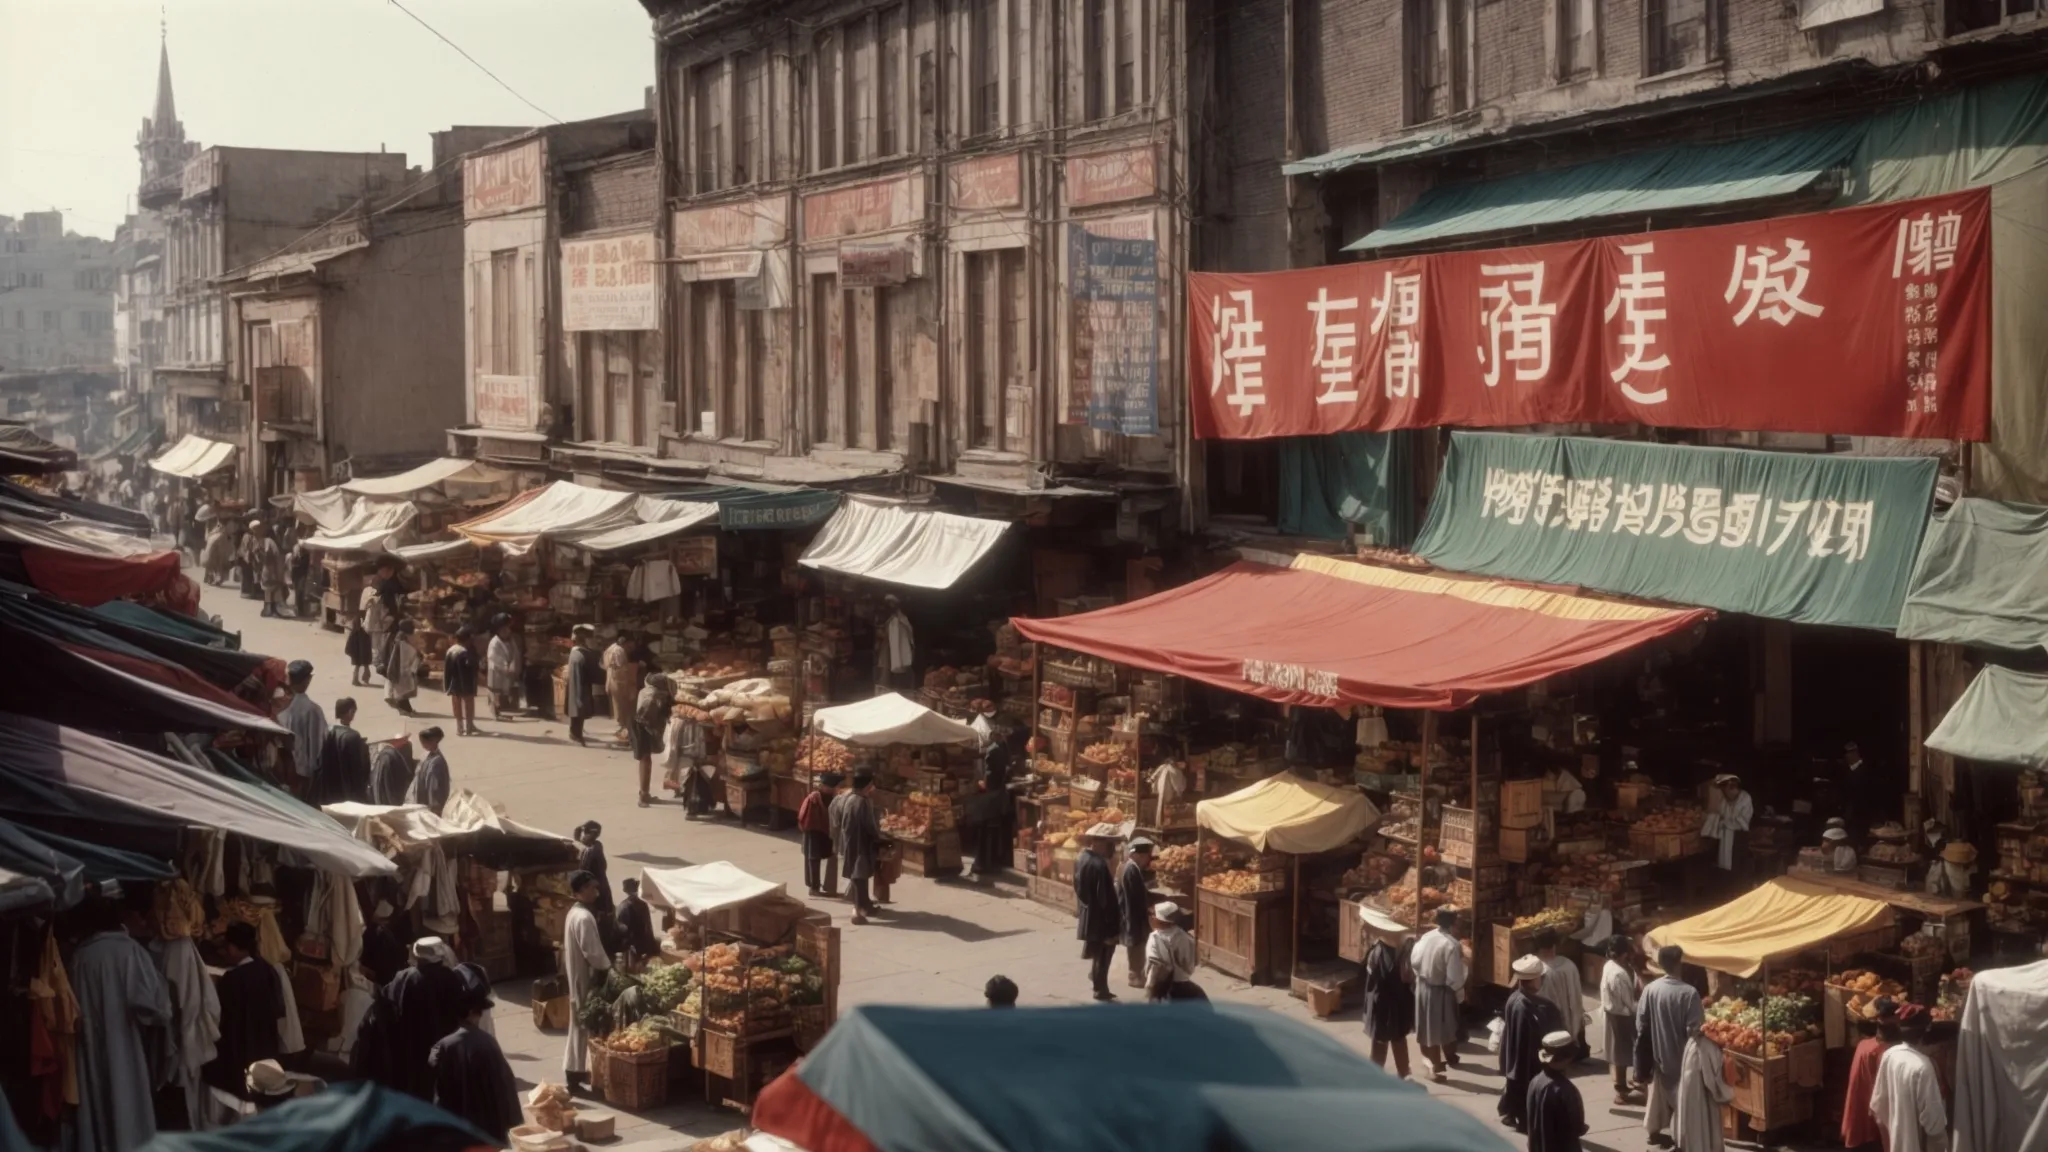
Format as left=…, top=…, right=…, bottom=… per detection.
left=1065, top=145, right=1158, bottom=207
left=803, top=174, right=923, bottom=240
left=948, top=152, right=1024, bottom=211
left=464, top=138, right=545, bottom=219
left=672, top=197, right=788, bottom=253
left=561, top=232, right=658, bottom=331
left=839, top=240, right=913, bottom=287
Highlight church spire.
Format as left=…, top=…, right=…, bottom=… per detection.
left=153, top=22, right=177, bottom=130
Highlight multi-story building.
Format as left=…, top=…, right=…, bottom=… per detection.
left=111, top=212, right=165, bottom=451
left=639, top=0, right=1189, bottom=526
left=0, top=212, right=117, bottom=374
left=452, top=113, right=657, bottom=475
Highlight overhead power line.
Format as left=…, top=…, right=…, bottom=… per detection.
left=386, top=0, right=563, bottom=125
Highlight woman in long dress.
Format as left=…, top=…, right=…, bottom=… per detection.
left=384, top=619, right=424, bottom=715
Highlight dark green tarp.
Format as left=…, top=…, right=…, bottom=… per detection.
left=784, top=1003, right=1512, bottom=1152
left=1349, top=121, right=1865, bottom=251
left=0, top=819, right=172, bottom=885
left=1412, top=432, right=1937, bottom=631
left=1896, top=498, right=2048, bottom=650
left=0, top=817, right=85, bottom=909
left=1276, top=431, right=1416, bottom=546
left=1926, top=665, right=2048, bottom=769
left=92, top=599, right=243, bottom=649
left=135, top=1082, right=490, bottom=1152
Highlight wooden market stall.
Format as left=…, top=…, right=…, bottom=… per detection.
left=806, top=693, right=983, bottom=880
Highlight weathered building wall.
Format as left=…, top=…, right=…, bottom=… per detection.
left=561, top=152, right=664, bottom=447
left=0, top=213, right=117, bottom=370
left=324, top=208, right=469, bottom=471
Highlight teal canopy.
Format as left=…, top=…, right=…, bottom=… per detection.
left=1927, top=665, right=2048, bottom=769
left=0, top=818, right=173, bottom=885
left=1276, top=430, right=1415, bottom=545
left=652, top=484, right=841, bottom=530
left=1348, top=121, right=1864, bottom=251
left=769, top=1003, right=1513, bottom=1152
left=135, top=1081, right=490, bottom=1151
left=1896, top=498, right=2048, bottom=650
left=91, top=599, right=243, bottom=650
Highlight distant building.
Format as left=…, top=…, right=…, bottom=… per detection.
left=0, top=211, right=116, bottom=373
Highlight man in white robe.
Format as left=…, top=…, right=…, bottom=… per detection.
left=70, top=903, right=173, bottom=1152
left=1872, top=1008, right=1950, bottom=1152
left=1674, top=1024, right=1734, bottom=1152
left=561, top=869, right=612, bottom=1097
left=1411, top=907, right=1467, bottom=1081
left=1700, top=774, right=1753, bottom=879
left=1535, top=929, right=1585, bottom=1057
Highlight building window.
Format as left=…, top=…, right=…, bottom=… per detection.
left=1558, top=0, right=1598, bottom=79
left=878, top=6, right=905, bottom=155
left=42, top=311, right=57, bottom=331
left=1643, top=0, right=1715, bottom=75
left=693, top=61, right=724, bottom=194
left=1406, top=0, right=1473, bottom=123
left=1083, top=0, right=1107, bottom=121
left=1948, top=0, right=2036, bottom=35
left=970, top=0, right=1002, bottom=135
left=809, top=273, right=841, bottom=442
left=848, top=16, right=875, bottom=163
left=1113, top=0, right=1138, bottom=111
left=814, top=32, right=840, bottom=172
left=964, top=249, right=1025, bottom=452
left=488, top=248, right=520, bottom=375
left=734, top=52, right=763, bottom=184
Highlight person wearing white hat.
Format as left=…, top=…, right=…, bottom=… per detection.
left=1359, top=905, right=1415, bottom=1079
left=1142, top=901, right=1204, bottom=1002
left=1701, top=773, right=1753, bottom=891
left=1500, top=954, right=1565, bottom=1133
left=1824, top=826, right=1859, bottom=874
left=1675, top=1017, right=1736, bottom=1152
left=1925, top=841, right=1977, bottom=899
left=564, top=623, right=602, bottom=746
left=385, top=936, right=465, bottom=1100
left=1073, top=826, right=1123, bottom=1001
left=1527, top=1030, right=1588, bottom=1152
left=243, top=1059, right=319, bottom=1111
left=1412, top=906, right=1467, bottom=1081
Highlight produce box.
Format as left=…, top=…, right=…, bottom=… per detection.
left=1628, top=828, right=1705, bottom=861
left=1500, top=824, right=1550, bottom=863
left=1501, top=779, right=1546, bottom=830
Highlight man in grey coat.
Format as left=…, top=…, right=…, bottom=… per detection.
left=830, top=772, right=883, bottom=924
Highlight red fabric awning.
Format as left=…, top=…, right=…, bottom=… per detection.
left=19, top=546, right=193, bottom=611
left=1012, top=557, right=1711, bottom=711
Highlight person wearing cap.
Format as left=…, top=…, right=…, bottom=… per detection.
left=1500, top=954, right=1565, bottom=1133
left=1871, top=1004, right=1949, bottom=1152
left=1118, top=837, right=1157, bottom=989
left=831, top=772, right=884, bottom=923
left=616, top=877, right=660, bottom=965
left=429, top=984, right=521, bottom=1142
left=1701, top=773, right=1754, bottom=888
left=1527, top=1030, right=1588, bottom=1152
left=386, top=937, right=465, bottom=1101
left=443, top=625, right=481, bottom=736
left=403, top=727, right=452, bottom=815
left=985, top=974, right=1020, bottom=1008
left=1073, top=827, right=1123, bottom=1001
left=205, top=921, right=284, bottom=1097
left=248, top=519, right=287, bottom=616
left=1413, top=907, right=1468, bottom=1080
left=1843, top=997, right=1900, bottom=1151
left=1824, top=826, right=1860, bottom=873
left=562, top=870, right=612, bottom=1096
left=1599, top=935, right=1644, bottom=1104
left=564, top=623, right=602, bottom=746
left=631, top=672, right=677, bottom=807
left=1926, top=841, right=1977, bottom=899
left=313, top=696, right=372, bottom=805
left=1637, top=944, right=1703, bottom=1149
left=799, top=772, right=840, bottom=896
left=244, top=1059, right=315, bottom=1111
left=370, top=730, right=416, bottom=806
left=384, top=619, right=425, bottom=716
left=1674, top=1016, right=1735, bottom=1152
left=276, top=660, right=328, bottom=796
left=1359, top=906, right=1415, bottom=1077
left=1143, top=901, right=1204, bottom=1002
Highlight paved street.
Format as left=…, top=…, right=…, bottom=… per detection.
left=206, top=581, right=1778, bottom=1152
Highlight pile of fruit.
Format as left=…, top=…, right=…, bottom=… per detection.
left=1631, top=808, right=1704, bottom=835
left=1341, top=854, right=1408, bottom=893
left=1766, top=969, right=1825, bottom=999
left=1702, top=994, right=1817, bottom=1056
left=1513, top=906, right=1583, bottom=934
left=606, top=1019, right=682, bottom=1054
left=1201, top=869, right=1276, bottom=896
left=1540, top=855, right=1639, bottom=895
left=1830, top=969, right=1911, bottom=1019
left=1934, top=968, right=1973, bottom=1021
left=1039, top=807, right=1127, bottom=849
left=796, top=735, right=852, bottom=775
left=1082, top=741, right=1133, bottom=770
left=1108, top=766, right=1140, bottom=791
left=1152, top=843, right=1195, bottom=892
left=881, top=810, right=932, bottom=840
left=638, top=962, right=693, bottom=1013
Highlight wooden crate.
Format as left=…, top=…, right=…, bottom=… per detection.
left=792, top=1004, right=834, bottom=1052
left=700, top=1028, right=742, bottom=1080
left=1500, top=825, right=1550, bottom=863
left=1028, top=873, right=1078, bottom=915
left=1501, top=779, right=1546, bottom=829
left=1338, top=896, right=1369, bottom=963
left=1726, top=1050, right=1814, bottom=1131
left=771, top=774, right=807, bottom=815
left=898, top=829, right=963, bottom=878
left=1826, top=918, right=1899, bottom=964
left=1788, top=1039, right=1823, bottom=1089
left=1490, top=920, right=1536, bottom=988
left=1857, top=863, right=1911, bottom=890
left=1195, top=886, right=1291, bottom=985
left=1441, top=806, right=1487, bottom=868
left=1628, top=828, right=1705, bottom=861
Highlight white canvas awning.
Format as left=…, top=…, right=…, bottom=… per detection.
left=149, top=434, right=236, bottom=479
left=798, top=498, right=1008, bottom=589
left=452, top=481, right=639, bottom=555
left=342, top=457, right=515, bottom=499
left=385, top=537, right=475, bottom=562
left=304, top=500, right=417, bottom=552
left=566, top=496, right=719, bottom=552
left=639, top=861, right=784, bottom=916
left=291, top=487, right=354, bottom=533
left=324, top=789, right=570, bottom=851
left=810, top=692, right=979, bottom=746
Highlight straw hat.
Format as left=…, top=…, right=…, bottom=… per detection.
left=1540, top=1030, right=1576, bottom=1053
left=1511, top=954, right=1546, bottom=979
left=1084, top=822, right=1124, bottom=840
left=1360, top=905, right=1411, bottom=935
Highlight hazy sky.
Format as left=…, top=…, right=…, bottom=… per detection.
left=0, top=0, right=655, bottom=239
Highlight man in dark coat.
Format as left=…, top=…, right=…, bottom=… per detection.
left=403, top=727, right=451, bottom=815
left=564, top=624, right=601, bottom=745
left=575, top=821, right=613, bottom=915
left=359, top=899, right=408, bottom=986
left=369, top=733, right=415, bottom=806
left=1360, top=908, right=1416, bottom=1079
left=1072, top=829, right=1122, bottom=1002
left=314, top=697, right=373, bottom=805
left=204, top=922, right=282, bottom=1096
left=1117, top=838, right=1155, bottom=990
left=1500, top=954, right=1565, bottom=1133
left=1527, top=1030, right=1589, bottom=1152
left=966, top=737, right=1017, bottom=882
left=616, top=877, right=661, bottom=963
left=430, top=987, right=522, bottom=1144
left=384, top=937, right=466, bottom=1100
left=830, top=773, right=883, bottom=924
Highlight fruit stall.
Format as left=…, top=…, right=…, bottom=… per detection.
left=807, top=693, right=983, bottom=879
left=1192, top=774, right=1378, bottom=989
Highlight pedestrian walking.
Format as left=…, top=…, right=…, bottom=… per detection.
left=1073, top=826, right=1122, bottom=1002
left=1527, top=1031, right=1589, bottom=1152
left=345, top=603, right=374, bottom=686
left=1360, top=906, right=1416, bottom=1079
left=1636, top=944, right=1704, bottom=1149
left=1842, top=998, right=1899, bottom=1151
left=831, top=772, right=883, bottom=923
left=1869, top=1006, right=1949, bottom=1152
left=1117, top=837, right=1156, bottom=989
left=631, top=672, right=675, bottom=807
left=1673, top=1021, right=1735, bottom=1152
left=443, top=627, right=480, bottom=735
left=249, top=520, right=287, bottom=617
left=1600, top=935, right=1644, bottom=1104
left=384, top=619, right=424, bottom=715
left=429, top=986, right=522, bottom=1145
left=276, top=660, right=327, bottom=794
left=564, top=624, right=601, bottom=745
left=403, top=726, right=451, bottom=815
left=485, top=614, right=522, bottom=719
left=1414, top=907, right=1468, bottom=1080
left=359, top=580, right=392, bottom=689
left=603, top=631, right=641, bottom=741
left=1500, top=954, right=1565, bottom=1134
left=575, top=821, right=613, bottom=915
left=384, top=938, right=465, bottom=1101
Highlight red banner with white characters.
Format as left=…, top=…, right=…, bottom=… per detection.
left=1190, top=188, right=1992, bottom=440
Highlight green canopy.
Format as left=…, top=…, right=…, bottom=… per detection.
left=0, top=818, right=173, bottom=885
left=1927, top=665, right=2048, bottom=769
left=1896, top=498, right=2048, bottom=651
left=1348, top=121, right=1863, bottom=251
left=653, top=484, right=841, bottom=530
left=1276, top=430, right=1415, bottom=546
left=91, top=599, right=243, bottom=650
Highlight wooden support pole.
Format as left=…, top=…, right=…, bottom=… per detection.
left=1415, top=710, right=1438, bottom=936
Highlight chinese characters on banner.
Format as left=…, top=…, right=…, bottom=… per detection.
left=1190, top=188, right=1991, bottom=441
left=1067, top=224, right=1160, bottom=436
left=1411, top=431, right=1940, bottom=631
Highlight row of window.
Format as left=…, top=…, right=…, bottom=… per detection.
left=1407, top=0, right=1720, bottom=122
left=682, top=0, right=1155, bottom=194
left=1, top=309, right=112, bottom=331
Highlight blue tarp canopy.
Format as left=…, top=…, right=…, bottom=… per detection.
left=134, top=1082, right=489, bottom=1151
left=759, top=1003, right=1513, bottom=1152
left=1347, top=120, right=1864, bottom=251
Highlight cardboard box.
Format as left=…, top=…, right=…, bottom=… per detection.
left=1501, top=779, right=1547, bottom=830
left=1500, top=824, right=1550, bottom=863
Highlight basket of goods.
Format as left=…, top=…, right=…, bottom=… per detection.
left=1628, top=809, right=1706, bottom=860
left=1152, top=843, right=1196, bottom=893
left=1828, top=969, right=1910, bottom=1020
left=594, top=1021, right=677, bottom=1110
left=796, top=734, right=852, bottom=776
left=1081, top=741, right=1133, bottom=772
left=522, top=1083, right=577, bottom=1136
left=881, top=809, right=933, bottom=842
left=1512, top=906, right=1583, bottom=935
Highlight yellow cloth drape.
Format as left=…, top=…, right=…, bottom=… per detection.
left=1645, top=876, right=1893, bottom=977
left=1195, top=774, right=1379, bottom=855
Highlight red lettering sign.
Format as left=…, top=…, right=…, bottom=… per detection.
left=803, top=175, right=919, bottom=239
left=464, top=140, right=544, bottom=219
left=1066, top=146, right=1157, bottom=207
left=1190, top=188, right=1991, bottom=442
left=948, top=153, right=1023, bottom=210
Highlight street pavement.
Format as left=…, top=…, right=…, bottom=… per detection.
left=202, top=581, right=1799, bottom=1152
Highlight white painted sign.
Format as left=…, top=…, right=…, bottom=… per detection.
left=561, top=232, right=658, bottom=331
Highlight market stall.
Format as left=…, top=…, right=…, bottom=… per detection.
left=1951, top=958, right=2048, bottom=1152
left=806, top=693, right=981, bottom=879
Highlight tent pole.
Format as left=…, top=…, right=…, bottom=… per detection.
left=1291, top=853, right=1302, bottom=982
left=1416, top=710, right=1438, bottom=936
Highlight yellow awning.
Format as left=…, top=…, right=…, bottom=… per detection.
left=1645, top=876, right=1893, bottom=977
left=1195, top=774, right=1378, bottom=855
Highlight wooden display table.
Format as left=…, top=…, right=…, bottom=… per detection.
left=1195, top=886, right=1292, bottom=985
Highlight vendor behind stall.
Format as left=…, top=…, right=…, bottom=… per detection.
left=1926, top=842, right=1977, bottom=899
left=1701, top=774, right=1753, bottom=889
left=1824, top=826, right=1860, bottom=873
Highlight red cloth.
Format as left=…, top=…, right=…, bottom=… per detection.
left=19, top=545, right=182, bottom=607
left=752, top=1067, right=883, bottom=1152
left=798, top=790, right=831, bottom=833
left=1012, top=560, right=1710, bottom=710
left=59, top=643, right=266, bottom=717
left=1843, top=1036, right=1891, bottom=1148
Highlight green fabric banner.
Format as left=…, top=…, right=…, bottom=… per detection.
left=1276, top=431, right=1416, bottom=546
left=1897, top=498, right=2048, bottom=649
left=1413, top=432, right=1938, bottom=630
left=655, top=486, right=842, bottom=531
